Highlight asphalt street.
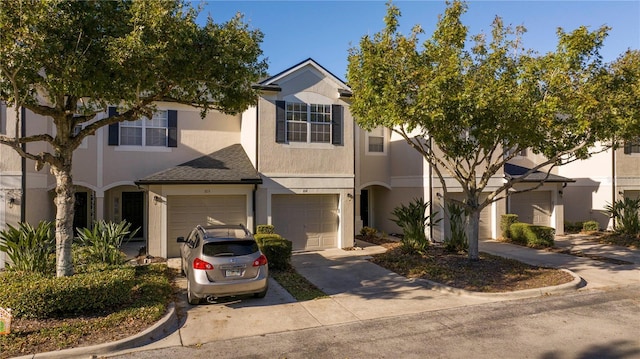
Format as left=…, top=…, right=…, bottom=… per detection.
left=109, top=283, right=640, bottom=359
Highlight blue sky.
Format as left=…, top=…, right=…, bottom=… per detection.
left=197, top=1, right=640, bottom=80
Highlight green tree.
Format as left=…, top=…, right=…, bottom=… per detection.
left=347, top=1, right=639, bottom=260
left=0, top=0, right=267, bottom=276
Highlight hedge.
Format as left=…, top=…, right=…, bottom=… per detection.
left=500, top=214, right=519, bottom=239
left=0, top=266, right=136, bottom=319
left=509, top=223, right=555, bottom=248
left=254, top=232, right=292, bottom=270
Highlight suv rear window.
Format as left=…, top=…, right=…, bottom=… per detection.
left=203, top=240, right=259, bottom=257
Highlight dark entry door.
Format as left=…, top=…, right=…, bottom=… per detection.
left=122, top=192, right=144, bottom=238
left=73, top=192, right=88, bottom=230
left=360, top=189, right=369, bottom=227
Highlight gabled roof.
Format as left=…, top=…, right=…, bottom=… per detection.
left=504, top=163, right=575, bottom=183
left=254, top=58, right=352, bottom=96
left=135, top=144, right=261, bottom=185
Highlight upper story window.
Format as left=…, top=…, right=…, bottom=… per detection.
left=108, top=107, right=178, bottom=149
left=366, top=126, right=386, bottom=154
left=504, top=147, right=527, bottom=158
left=276, top=100, right=343, bottom=146
left=286, top=102, right=332, bottom=143
left=624, top=138, right=640, bottom=154
left=120, top=110, right=168, bottom=146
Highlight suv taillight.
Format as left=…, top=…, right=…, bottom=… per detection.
left=193, top=258, right=214, bottom=270
left=253, top=254, right=268, bottom=267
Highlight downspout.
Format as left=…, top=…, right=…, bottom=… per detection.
left=428, top=135, right=434, bottom=242
left=612, top=142, right=616, bottom=230
left=253, top=99, right=259, bottom=230
left=20, top=106, right=26, bottom=222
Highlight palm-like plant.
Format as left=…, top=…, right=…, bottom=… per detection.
left=604, top=198, right=640, bottom=235
left=391, top=198, right=440, bottom=253
left=76, top=220, right=139, bottom=265
left=0, top=221, right=54, bottom=273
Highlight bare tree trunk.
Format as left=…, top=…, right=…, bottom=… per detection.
left=52, top=165, right=75, bottom=277
left=467, top=209, right=480, bottom=261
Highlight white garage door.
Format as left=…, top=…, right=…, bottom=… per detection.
left=272, top=194, right=338, bottom=251
left=167, top=195, right=246, bottom=258
left=449, top=194, right=492, bottom=239
left=510, top=191, right=551, bottom=226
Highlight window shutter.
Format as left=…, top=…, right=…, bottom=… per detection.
left=624, top=141, right=632, bottom=154
left=168, top=110, right=178, bottom=148
left=107, top=107, right=119, bottom=146
left=276, top=100, right=286, bottom=143
left=331, top=104, right=343, bottom=146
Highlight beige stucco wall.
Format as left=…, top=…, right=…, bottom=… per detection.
left=257, top=68, right=354, bottom=176
left=100, top=103, right=241, bottom=188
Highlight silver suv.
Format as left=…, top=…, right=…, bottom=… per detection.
left=177, top=224, right=268, bottom=304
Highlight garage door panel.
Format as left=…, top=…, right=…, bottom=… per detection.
left=449, top=194, right=492, bottom=239
left=272, top=194, right=338, bottom=251
left=510, top=191, right=551, bottom=226
left=167, top=195, right=246, bottom=258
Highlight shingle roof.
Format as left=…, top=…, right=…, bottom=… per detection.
left=504, top=163, right=575, bottom=183
left=135, top=144, right=261, bottom=185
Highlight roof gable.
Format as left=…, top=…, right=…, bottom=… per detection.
left=258, top=58, right=351, bottom=95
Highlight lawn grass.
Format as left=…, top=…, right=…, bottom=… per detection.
left=270, top=267, right=327, bottom=301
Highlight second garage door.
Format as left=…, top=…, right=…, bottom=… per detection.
left=167, top=195, right=246, bottom=258
left=510, top=191, right=551, bottom=226
left=272, top=194, right=338, bottom=251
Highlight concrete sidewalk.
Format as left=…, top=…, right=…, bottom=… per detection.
left=27, top=235, right=639, bottom=358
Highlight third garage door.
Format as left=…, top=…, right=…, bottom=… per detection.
left=272, top=194, right=338, bottom=251
left=510, top=191, right=551, bottom=226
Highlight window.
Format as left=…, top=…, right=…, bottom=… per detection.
left=108, top=107, right=178, bottom=148
left=624, top=138, right=640, bottom=154
left=120, top=110, right=168, bottom=146
left=286, top=102, right=331, bottom=143
left=276, top=100, right=343, bottom=146
left=367, top=126, right=386, bottom=154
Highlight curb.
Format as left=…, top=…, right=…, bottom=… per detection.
left=13, top=303, right=178, bottom=359
left=412, top=268, right=584, bottom=299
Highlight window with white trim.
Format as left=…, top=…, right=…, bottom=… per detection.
left=286, top=102, right=331, bottom=143
left=367, top=126, right=386, bottom=154
left=120, top=110, right=168, bottom=147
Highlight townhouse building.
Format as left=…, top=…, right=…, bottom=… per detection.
left=2, top=58, right=616, bottom=268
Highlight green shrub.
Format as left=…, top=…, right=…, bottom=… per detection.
left=359, top=226, right=378, bottom=239
left=564, top=221, right=583, bottom=233
left=0, top=221, right=55, bottom=274
left=256, top=225, right=275, bottom=235
left=391, top=197, right=440, bottom=254
left=582, top=220, right=599, bottom=232
left=76, top=220, right=138, bottom=266
left=500, top=214, right=519, bottom=239
left=254, top=233, right=282, bottom=247
left=509, top=223, right=555, bottom=248
left=0, top=266, right=135, bottom=319
left=604, top=198, right=640, bottom=235
left=444, top=202, right=468, bottom=252
left=260, top=237, right=292, bottom=270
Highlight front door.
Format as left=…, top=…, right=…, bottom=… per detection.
left=73, top=192, right=88, bottom=231
left=360, top=189, right=370, bottom=227
left=122, top=192, right=144, bottom=238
